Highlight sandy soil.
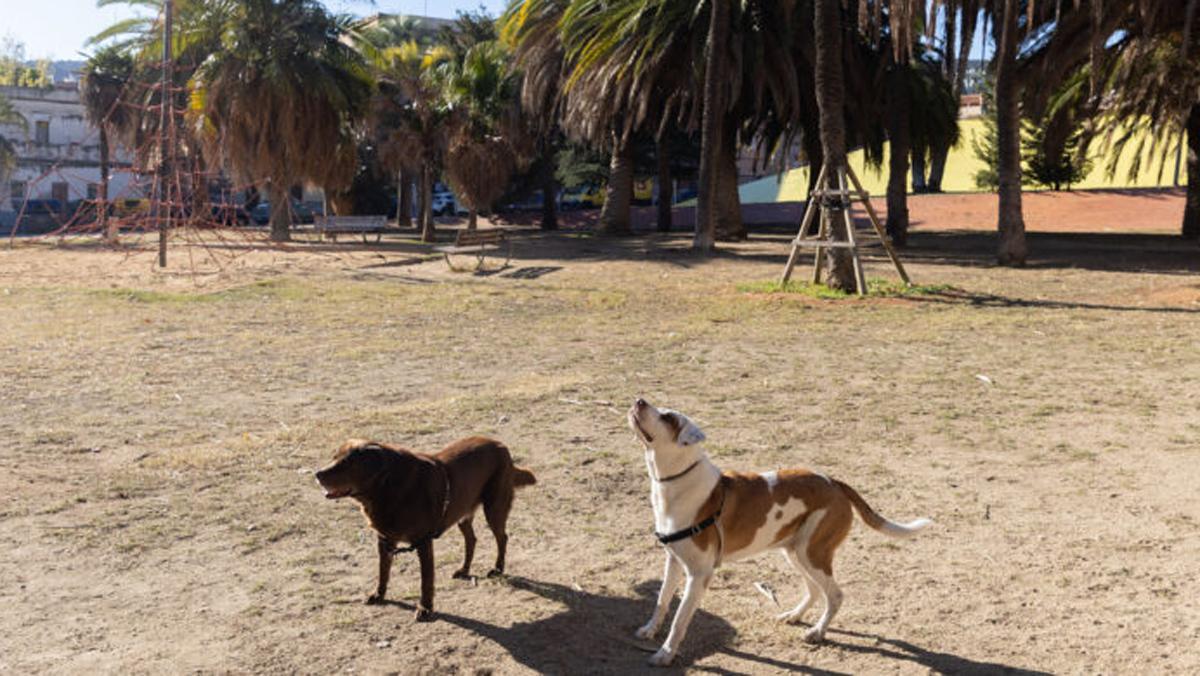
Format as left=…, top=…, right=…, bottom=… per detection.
left=1, top=190, right=1198, bottom=675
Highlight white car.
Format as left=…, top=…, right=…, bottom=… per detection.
left=431, top=186, right=467, bottom=216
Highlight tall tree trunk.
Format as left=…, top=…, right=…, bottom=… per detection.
left=655, top=138, right=672, bottom=232
left=926, top=3, right=959, bottom=192
left=1183, top=102, right=1200, bottom=240
left=598, top=138, right=633, bottom=235
left=802, top=130, right=823, bottom=236
left=714, top=136, right=745, bottom=240
left=268, top=183, right=291, bottom=242
left=468, top=208, right=478, bottom=230
left=813, top=0, right=855, bottom=291
left=886, top=63, right=911, bottom=247
left=541, top=153, right=559, bottom=231
left=694, top=0, right=729, bottom=252
left=397, top=169, right=412, bottom=228
left=99, top=126, right=115, bottom=244
left=911, top=140, right=927, bottom=193
left=995, top=0, right=1028, bottom=265
left=415, top=173, right=427, bottom=233
left=420, top=165, right=436, bottom=243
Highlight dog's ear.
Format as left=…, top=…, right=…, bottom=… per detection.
left=676, top=416, right=706, bottom=446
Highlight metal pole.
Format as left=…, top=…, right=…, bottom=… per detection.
left=157, top=0, right=173, bottom=268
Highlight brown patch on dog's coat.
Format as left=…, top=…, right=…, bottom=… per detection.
left=316, top=436, right=535, bottom=621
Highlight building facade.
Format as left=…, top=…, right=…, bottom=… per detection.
left=0, top=83, right=141, bottom=223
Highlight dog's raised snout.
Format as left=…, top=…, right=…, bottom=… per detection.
left=635, top=398, right=648, bottom=409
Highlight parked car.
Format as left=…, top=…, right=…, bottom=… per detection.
left=431, top=184, right=467, bottom=216
left=251, top=199, right=314, bottom=225
left=501, top=190, right=555, bottom=212
left=560, top=184, right=605, bottom=210
left=210, top=202, right=252, bottom=226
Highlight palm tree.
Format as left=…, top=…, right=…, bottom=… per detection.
left=81, top=46, right=135, bottom=244
left=439, top=40, right=528, bottom=230
left=992, top=0, right=1027, bottom=266
left=359, top=13, right=439, bottom=228
left=374, top=42, right=454, bottom=242
left=812, top=0, right=857, bottom=289
left=189, top=0, right=372, bottom=242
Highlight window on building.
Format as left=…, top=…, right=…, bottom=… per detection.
left=10, top=181, right=26, bottom=201
left=35, top=120, right=49, bottom=145
left=51, top=182, right=68, bottom=204
left=87, top=183, right=99, bottom=200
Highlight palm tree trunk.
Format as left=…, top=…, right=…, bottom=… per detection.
left=268, top=184, right=291, bottom=242
left=813, top=0, right=855, bottom=291
left=802, top=132, right=823, bottom=236
left=468, top=208, right=478, bottom=230
left=714, top=137, right=745, bottom=240
left=99, top=126, right=115, bottom=244
left=598, top=138, right=633, bottom=236
left=927, top=3, right=959, bottom=193
left=886, top=63, right=911, bottom=247
left=656, top=138, right=672, bottom=233
left=911, top=141, right=927, bottom=193
left=995, top=0, right=1028, bottom=266
left=541, top=154, right=559, bottom=231
left=1183, top=102, right=1200, bottom=240
left=694, top=0, right=729, bottom=252
left=420, top=165, right=435, bottom=243
left=397, top=169, right=412, bottom=228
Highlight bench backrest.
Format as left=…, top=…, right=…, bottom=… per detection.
left=454, top=229, right=506, bottom=246
left=314, top=215, right=387, bottom=229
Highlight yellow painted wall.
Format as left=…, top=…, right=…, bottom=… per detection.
left=739, top=118, right=1187, bottom=203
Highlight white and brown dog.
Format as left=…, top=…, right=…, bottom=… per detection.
left=628, top=398, right=930, bottom=666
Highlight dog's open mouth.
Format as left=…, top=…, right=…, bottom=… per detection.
left=322, top=487, right=352, bottom=499
left=629, top=413, right=654, bottom=443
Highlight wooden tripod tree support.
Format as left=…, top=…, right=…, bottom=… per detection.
left=779, top=162, right=911, bottom=295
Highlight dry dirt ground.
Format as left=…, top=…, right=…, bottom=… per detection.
left=1, top=190, right=1198, bottom=675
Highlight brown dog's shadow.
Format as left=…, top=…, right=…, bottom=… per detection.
left=435, top=577, right=844, bottom=675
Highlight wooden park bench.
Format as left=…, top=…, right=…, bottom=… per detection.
left=435, top=228, right=512, bottom=271
left=313, top=215, right=389, bottom=244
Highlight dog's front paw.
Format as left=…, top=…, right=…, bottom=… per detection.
left=634, top=622, right=658, bottom=640
left=365, top=593, right=385, bottom=605
left=802, top=627, right=826, bottom=644
left=486, top=568, right=504, bottom=579
left=414, top=607, right=435, bottom=622
left=647, top=648, right=675, bottom=667
left=452, top=568, right=472, bottom=580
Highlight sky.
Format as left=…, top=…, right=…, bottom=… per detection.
left=0, top=0, right=509, bottom=61
left=3, top=0, right=989, bottom=63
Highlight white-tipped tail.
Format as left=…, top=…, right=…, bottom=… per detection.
left=835, top=479, right=932, bottom=539
left=875, top=517, right=933, bottom=539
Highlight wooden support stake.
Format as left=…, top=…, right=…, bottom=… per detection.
left=837, top=167, right=867, bottom=295
left=845, top=163, right=911, bottom=285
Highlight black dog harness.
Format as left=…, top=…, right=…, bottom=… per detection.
left=654, top=483, right=727, bottom=556
left=391, top=460, right=452, bottom=555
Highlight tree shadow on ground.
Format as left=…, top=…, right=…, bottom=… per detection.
left=435, top=576, right=1043, bottom=675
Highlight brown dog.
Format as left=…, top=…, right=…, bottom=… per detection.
left=315, top=436, right=535, bottom=621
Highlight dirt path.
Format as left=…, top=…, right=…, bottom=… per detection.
left=1, top=191, right=1198, bottom=674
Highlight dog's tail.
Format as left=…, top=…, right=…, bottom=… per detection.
left=835, top=480, right=930, bottom=538
left=513, top=466, right=537, bottom=488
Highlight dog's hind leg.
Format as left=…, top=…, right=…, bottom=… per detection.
left=777, top=548, right=818, bottom=625
left=636, top=552, right=684, bottom=640
left=453, top=518, right=477, bottom=579
left=482, top=481, right=514, bottom=577
left=797, top=505, right=852, bottom=643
